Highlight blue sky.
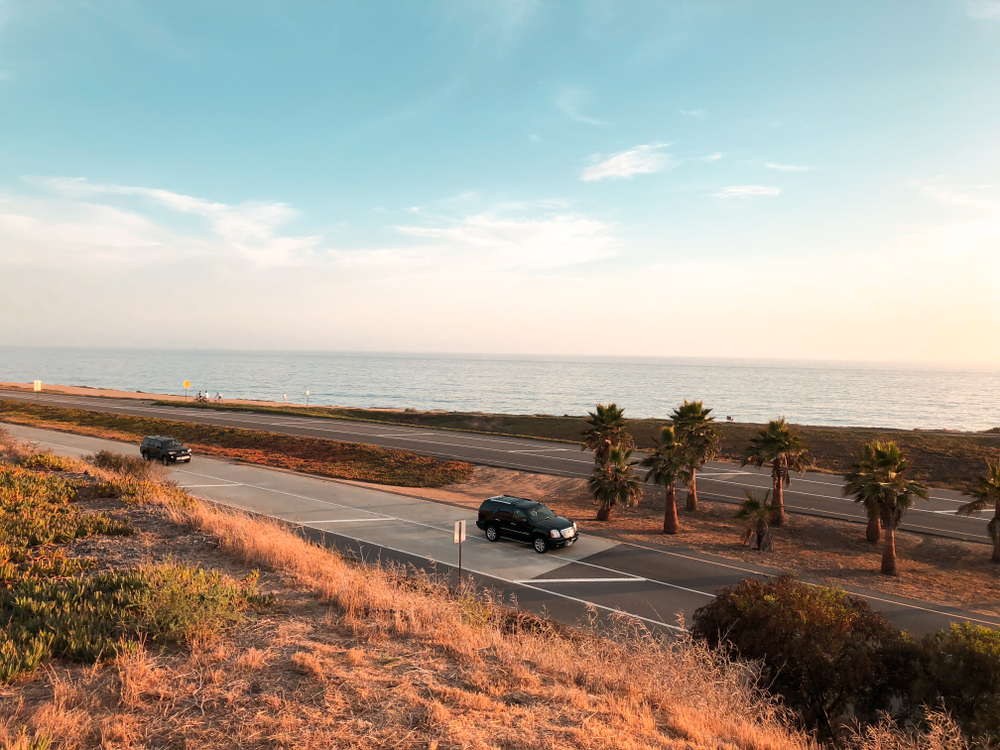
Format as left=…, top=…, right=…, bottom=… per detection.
left=1, top=1, right=998, bottom=363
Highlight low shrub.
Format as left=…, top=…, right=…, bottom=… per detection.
left=88, top=450, right=158, bottom=481
left=15, top=453, right=81, bottom=472
left=136, top=563, right=270, bottom=642
left=0, top=459, right=270, bottom=682
left=915, top=624, right=1000, bottom=738
left=1, top=563, right=267, bottom=681
left=693, top=576, right=1000, bottom=742
left=691, top=575, right=916, bottom=735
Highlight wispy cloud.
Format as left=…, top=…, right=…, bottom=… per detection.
left=393, top=211, right=616, bottom=270
left=581, top=143, right=674, bottom=182
left=3, top=177, right=321, bottom=266
left=702, top=152, right=723, bottom=162
left=913, top=176, right=999, bottom=244
left=766, top=162, right=809, bottom=172
left=712, top=185, right=781, bottom=198
left=965, top=0, right=1000, bottom=19
left=916, top=175, right=997, bottom=210
left=680, top=109, right=706, bottom=118
left=555, top=86, right=605, bottom=125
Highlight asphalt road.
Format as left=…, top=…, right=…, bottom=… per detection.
left=0, top=389, right=988, bottom=545
left=6, top=422, right=998, bottom=638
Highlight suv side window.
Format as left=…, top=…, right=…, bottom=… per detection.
left=513, top=510, right=527, bottom=523
left=497, top=508, right=513, bottom=522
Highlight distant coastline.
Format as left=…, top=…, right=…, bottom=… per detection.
left=0, top=347, right=997, bottom=432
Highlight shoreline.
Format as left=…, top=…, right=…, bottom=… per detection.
left=1, top=381, right=994, bottom=435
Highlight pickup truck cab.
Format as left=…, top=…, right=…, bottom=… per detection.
left=140, top=436, right=192, bottom=465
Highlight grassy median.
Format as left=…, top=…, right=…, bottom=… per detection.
left=157, top=400, right=1000, bottom=490
left=0, top=400, right=472, bottom=488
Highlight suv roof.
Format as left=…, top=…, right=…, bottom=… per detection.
left=486, top=495, right=538, bottom=508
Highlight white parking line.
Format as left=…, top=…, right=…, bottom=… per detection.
left=310, top=518, right=398, bottom=524
left=513, top=577, right=645, bottom=584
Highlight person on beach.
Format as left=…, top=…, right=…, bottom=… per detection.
left=283, top=393, right=287, bottom=403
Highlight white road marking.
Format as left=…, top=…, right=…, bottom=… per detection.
left=310, top=518, right=399, bottom=524
left=514, top=577, right=645, bottom=584
left=177, top=483, right=243, bottom=488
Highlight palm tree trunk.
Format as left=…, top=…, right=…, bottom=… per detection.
left=992, top=502, right=1000, bottom=563
left=597, top=503, right=612, bottom=522
left=769, top=461, right=785, bottom=526
left=663, top=485, right=678, bottom=534
left=686, top=468, right=698, bottom=511
left=866, top=511, right=882, bottom=543
left=881, top=521, right=898, bottom=576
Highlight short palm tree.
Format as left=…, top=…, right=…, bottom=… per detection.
left=741, top=418, right=810, bottom=527
left=843, top=441, right=928, bottom=576
left=671, top=400, right=719, bottom=511
left=589, top=445, right=642, bottom=522
left=582, top=403, right=634, bottom=467
left=958, top=458, right=1000, bottom=563
left=639, top=425, right=689, bottom=534
left=735, top=489, right=775, bottom=551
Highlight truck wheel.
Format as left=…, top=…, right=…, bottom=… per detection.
left=533, top=536, right=548, bottom=554
left=161, top=455, right=170, bottom=466
left=485, top=525, right=499, bottom=542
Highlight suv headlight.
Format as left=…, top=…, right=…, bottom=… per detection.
left=549, top=529, right=561, bottom=539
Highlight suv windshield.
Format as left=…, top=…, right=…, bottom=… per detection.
left=526, top=504, right=555, bottom=522
left=162, top=440, right=183, bottom=449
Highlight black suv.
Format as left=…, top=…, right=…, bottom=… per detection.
left=476, top=495, right=578, bottom=554
left=140, top=436, right=192, bottom=465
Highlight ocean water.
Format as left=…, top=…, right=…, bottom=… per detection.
left=0, top=347, right=997, bottom=432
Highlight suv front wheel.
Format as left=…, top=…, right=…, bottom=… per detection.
left=161, top=455, right=170, bottom=466
left=485, top=525, right=499, bottom=542
left=533, top=536, right=548, bottom=554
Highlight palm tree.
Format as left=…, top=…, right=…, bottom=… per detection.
left=589, top=445, right=642, bottom=521
left=843, top=443, right=887, bottom=543
left=734, top=489, right=775, bottom=551
left=843, top=441, right=928, bottom=576
left=957, top=458, right=1000, bottom=563
left=671, top=400, right=719, bottom=511
left=741, top=418, right=810, bottom=527
left=639, top=425, right=689, bottom=534
left=581, top=403, right=634, bottom=467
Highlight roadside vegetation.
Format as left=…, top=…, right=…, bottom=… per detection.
left=692, top=576, right=1000, bottom=743
left=580, top=403, right=1000, bottom=577
left=157, top=399, right=1000, bottom=490
left=0, top=399, right=472, bottom=488
left=0, top=431, right=991, bottom=747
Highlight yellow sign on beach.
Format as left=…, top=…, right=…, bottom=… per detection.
left=33, top=380, right=41, bottom=392
left=183, top=380, right=191, bottom=389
